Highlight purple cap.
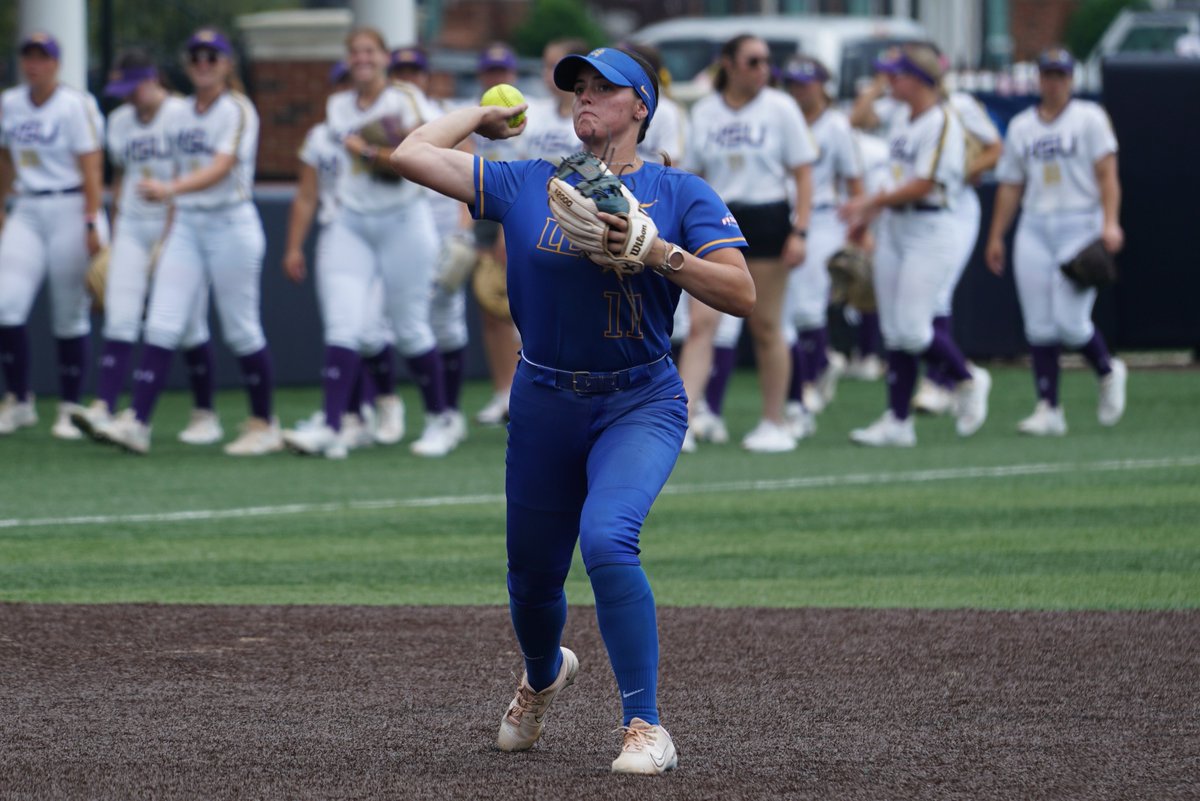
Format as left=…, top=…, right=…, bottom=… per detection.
left=329, top=60, right=349, bottom=86
left=104, top=65, right=158, bottom=98
left=873, top=45, right=942, bottom=86
left=19, top=32, right=61, bottom=60
left=553, top=47, right=657, bottom=123
left=781, top=56, right=829, bottom=84
left=186, top=28, right=233, bottom=56
left=478, top=43, right=517, bottom=72
left=390, top=47, right=429, bottom=72
left=1038, top=47, right=1076, bottom=73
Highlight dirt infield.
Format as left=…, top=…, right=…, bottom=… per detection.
left=1, top=604, right=1197, bottom=800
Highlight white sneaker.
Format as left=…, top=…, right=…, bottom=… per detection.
left=283, top=422, right=348, bottom=459
left=954, top=365, right=992, bottom=437
left=850, top=410, right=916, bottom=447
left=1098, top=357, right=1127, bottom=426
left=691, top=400, right=729, bottom=444
left=444, top=409, right=468, bottom=445
left=223, top=417, right=283, bottom=456
left=742, top=419, right=797, bottom=453
left=374, top=395, right=405, bottom=444
left=611, top=718, right=679, bottom=775
left=294, top=409, right=325, bottom=431
left=0, top=392, right=38, bottom=435
left=913, top=378, right=954, bottom=416
left=410, top=412, right=460, bottom=457
left=845, top=353, right=884, bottom=381
left=52, top=402, right=86, bottom=440
left=177, top=409, right=223, bottom=445
left=816, top=350, right=845, bottom=406
left=70, top=400, right=112, bottom=441
left=680, top=427, right=697, bottom=453
left=97, top=409, right=151, bottom=454
left=496, top=646, right=579, bottom=752
left=783, top=400, right=817, bottom=440
left=340, top=413, right=374, bottom=450
left=1017, top=400, right=1068, bottom=437
left=476, top=392, right=510, bottom=426
left=801, top=384, right=825, bottom=415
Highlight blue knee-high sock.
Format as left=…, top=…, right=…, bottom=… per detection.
left=508, top=587, right=567, bottom=692
left=591, top=564, right=659, bottom=725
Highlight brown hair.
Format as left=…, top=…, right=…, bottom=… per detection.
left=713, top=34, right=759, bottom=92
left=345, top=26, right=388, bottom=53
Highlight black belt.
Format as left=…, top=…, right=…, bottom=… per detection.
left=27, top=186, right=82, bottom=197
left=898, top=203, right=943, bottom=213
left=519, top=352, right=673, bottom=394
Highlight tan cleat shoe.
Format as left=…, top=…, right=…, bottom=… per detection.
left=496, top=646, right=579, bottom=752
left=223, top=417, right=283, bottom=456
left=177, top=409, right=224, bottom=445
left=611, top=717, right=678, bottom=775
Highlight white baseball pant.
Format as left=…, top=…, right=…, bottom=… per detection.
left=873, top=210, right=960, bottom=354
left=785, top=207, right=843, bottom=333
left=1013, top=208, right=1103, bottom=348
left=935, top=189, right=982, bottom=317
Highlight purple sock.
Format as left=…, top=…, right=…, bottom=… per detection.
left=858, top=312, right=882, bottom=357
left=1078, top=332, right=1112, bottom=376
left=925, top=317, right=954, bottom=389
left=788, top=341, right=809, bottom=403
left=886, top=350, right=918, bottom=421
left=131, top=344, right=174, bottom=423
left=237, top=347, right=274, bottom=421
left=363, top=345, right=397, bottom=396
left=406, top=348, right=447, bottom=414
left=0, top=325, right=31, bottom=401
left=322, top=345, right=361, bottom=431
left=347, top=372, right=365, bottom=416
left=705, top=346, right=737, bottom=415
left=802, top=328, right=830, bottom=375
left=56, top=336, right=89, bottom=404
left=182, top=342, right=215, bottom=411
left=96, top=340, right=134, bottom=411
left=442, top=346, right=467, bottom=411
left=922, top=326, right=972, bottom=383
left=1030, top=344, right=1061, bottom=407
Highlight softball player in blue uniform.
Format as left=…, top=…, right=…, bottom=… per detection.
left=392, top=47, right=754, bottom=775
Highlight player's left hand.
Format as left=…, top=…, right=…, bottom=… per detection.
left=138, top=179, right=172, bottom=203
left=1101, top=222, right=1124, bottom=254
left=839, top=195, right=878, bottom=230
left=782, top=231, right=806, bottom=268
left=85, top=226, right=102, bottom=257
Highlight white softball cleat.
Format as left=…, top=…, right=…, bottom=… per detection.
left=1017, top=401, right=1068, bottom=437
left=177, top=409, right=224, bottom=445
left=816, top=350, right=846, bottom=407
left=845, top=353, right=884, bottom=381
left=954, top=365, right=992, bottom=437
left=339, top=413, right=374, bottom=450
left=850, top=410, right=916, bottom=447
left=283, top=422, right=348, bottom=459
left=223, top=417, right=283, bottom=456
left=52, top=402, right=86, bottom=440
left=783, top=400, right=817, bottom=440
left=691, top=400, right=729, bottom=444
left=98, top=409, right=151, bottom=455
left=680, top=427, right=698, bottom=453
left=801, top=383, right=825, bottom=415
left=742, top=419, right=798, bottom=453
left=0, top=392, right=38, bottom=435
left=1097, top=357, right=1127, bottom=426
left=443, top=409, right=468, bottom=446
left=409, top=412, right=460, bottom=457
left=913, top=378, right=954, bottom=416
left=373, top=395, right=405, bottom=444
left=611, top=718, right=678, bottom=776
left=476, top=392, right=510, bottom=426
left=496, top=646, right=579, bottom=752
left=69, top=400, right=112, bottom=441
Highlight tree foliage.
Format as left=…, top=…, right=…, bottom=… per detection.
left=1065, top=0, right=1151, bottom=58
left=512, top=0, right=607, bottom=59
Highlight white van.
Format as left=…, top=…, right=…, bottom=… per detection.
left=629, top=14, right=928, bottom=104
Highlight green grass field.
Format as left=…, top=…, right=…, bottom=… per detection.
left=2, top=363, right=1197, bottom=609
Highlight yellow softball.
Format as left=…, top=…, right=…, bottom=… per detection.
left=480, top=83, right=527, bottom=128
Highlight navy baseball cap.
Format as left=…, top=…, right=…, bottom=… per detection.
left=1038, top=47, right=1076, bottom=73
left=19, top=32, right=61, bottom=60
left=390, top=46, right=429, bottom=72
left=873, top=44, right=942, bottom=86
left=104, top=65, right=158, bottom=98
left=187, top=28, right=233, bottom=56
left=781, top=56, right=830, bottom=84
left=478, top=43, right=517, bottom=71
left=553, top=47, right=658, bottom=123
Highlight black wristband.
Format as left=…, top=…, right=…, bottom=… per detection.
left=792, top=228, right=808, bottom=239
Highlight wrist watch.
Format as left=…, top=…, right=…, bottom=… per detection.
left=653, top=242, right=686, bottom=276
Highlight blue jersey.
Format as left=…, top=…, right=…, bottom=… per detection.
left=473, top=157, right=746, bottom=372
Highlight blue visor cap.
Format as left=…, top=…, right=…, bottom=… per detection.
left=553, top=48, right=657, bottom=124
left=874, top=49, right=936, bottom=86
left=1038, top=48, right=1075, bottom=73
left=104, top=66, right=158, bottom=98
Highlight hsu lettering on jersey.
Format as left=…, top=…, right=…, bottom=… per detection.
left=7, top=120, right=59, bottom=146
left=125, top=133, right=173, bottom=163
left=889, top=135, right=919, bottom=166
left=705, top=123, right=766, bottom=149
left=1027, top=134, right=1077, bottom=161
left=175, top=127, right=214, bottom=156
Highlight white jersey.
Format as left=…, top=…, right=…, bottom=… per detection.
left=326, top=83, right=436, bottom=212
left=107, top=95, right=189, bottom=221
left=168, top=91, right=258, bottom=210
left=518, top=97, right=581, bottom=162
left=995, top=99, right=1117, bottom=214
left=0, top=84, right=103, bottom=194
left=638, top=95, right=688, bottom=165
left=884, top=102, right=964, bottom=210
left=948, top=91, right=1001, bottom=149
left=807, top=107, right=863, bottom=208
left=856, top=130, right=891, bottom=195
left=687, top=87, right=817, bottom=205
left=299, top=121, right=345, bottom=227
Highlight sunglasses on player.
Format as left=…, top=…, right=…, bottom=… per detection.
left=742, top=56, right=768, bottom=69
left=188, top=49, right=222, bottom=65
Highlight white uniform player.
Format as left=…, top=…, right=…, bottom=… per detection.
left=94, top=28, right=277, bottom=456
left=0, top=33, right=106, bottom=439
left=840, top=44, right=990, bottom=447
left=986, top=48, right=1127, bottom=435
left=682, top=36, right=816, bottom=454
left=518, top=96, right=581, bottom=163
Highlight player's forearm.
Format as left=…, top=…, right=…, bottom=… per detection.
left=402, top=106, right=491, bottom=153
left=0, top=149, right=14, bottom=201
left=791, top=165, right=812, bottom=231
left=661, top=247, right=756, bottom=318
left=872, top=178, right=937, bottom=210
left=1096, top=156, right=1121, bottom=227
left=987, top=183, right=1022, bottom=242
left=285, top=195, right=317, bottom=254
left=170, top=154, right=236, bottom=197
left=79, top=150, right=103, bottom=218
left=968, top=142, right=1003, bottom=181
left=844, top=176, right=865, bottom=200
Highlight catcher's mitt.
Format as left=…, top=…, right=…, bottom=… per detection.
left=827, top=245, right=877, bottom=313
left=1061, top=239, right=1116, bottom=289
left=85, top=246, right=110, bottom=313
left=547, top=151, right=659, bottom=277
left=435, top=232, right=478, bottom=293
left=473, top=252, right=510, bottom=320
left=357, top=115, right=408, bottom=183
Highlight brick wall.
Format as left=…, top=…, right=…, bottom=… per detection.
left=250, top=59, right=338, bottom=181
left=1011, top=0, right=1080, bottom=61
